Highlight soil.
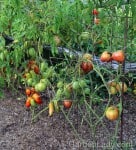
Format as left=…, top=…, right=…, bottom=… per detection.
left=0, top=88, right=136, bottom=150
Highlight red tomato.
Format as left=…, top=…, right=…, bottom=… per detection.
left=27, top=60, right=36, bottom=69
left=92, top=9, right=99, bottom=15
left=32, top=93, right=42, bottom=104
left=112, top=50, right=125, bottom=63
left=25, top=97, right=31, bottom=108
left=35, top=98, right=43, bottom=104
left=25, top=101, right=31, bottom=108
left=33, top=65, right=40, bottom=74
left=63, top=100, right=72, bottom=109
left=80, top=61, right=93, bottom=73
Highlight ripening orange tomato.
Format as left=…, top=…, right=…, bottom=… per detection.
left=94, top=18, right=100, bottom=24
left=100, top=51, right=112, bottom=62
left=25, top=88, right=31, bottom=96
left=32, top=93, right=42, bottom=104
left=112, top=50, right=125, bottom=63
left=105, top=106, right=119, bottom=121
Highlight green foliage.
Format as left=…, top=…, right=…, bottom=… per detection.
left=0, top=1, right=135, bottom=148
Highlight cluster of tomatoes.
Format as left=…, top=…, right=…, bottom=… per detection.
left=107, top=80, right=128, bottom=95
left=22, top=60, right=40, bottom=87
left=100, top=50, right=125, bottom=63
left=23, top=58, right=53, bottom=91
left=105, top=80, right=128, bottom=121
left=25, top=87, right=43, bottom=108
left=23, top=58, right=74, bottom=115
left=22, top=59, right=52, bottom=109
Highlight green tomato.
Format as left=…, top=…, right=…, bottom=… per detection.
left=84, top=88, right=90, bottom=95
left=46, top=67, right=54, bottom=78
left=80, top=32, right=90, bottom=40
left=40, top=62, right=48, bottom=72
left=72, top=81, right=80, bottom=90
left=29, top=70, right=37, bottom=78
left=56, top=89, right=62, bottom=98
left=35, top=82, right=46, bottom=92
left=79, top=80, right=87, bottom=88
left=0, top=52, right=5, bottom=61
left=57, top=81, right=64, bottom=88
left=3, top=50, right=8, bottom=56
left=27, top=78, right=33, bottom=86
left=30, top=99, right=37, bottom=107
left=133, top=89, right=136, bottom=95
left=28, top=48, right=36, bottom=58
left=64, top=89, right=71, bottom=98
left=40, top=78, right=50, bottom=86
left=32, top=81, right=37, bottom=87
left=25, top=72, right=32, bottom=79
left=42, top=72, right=48, bottom=78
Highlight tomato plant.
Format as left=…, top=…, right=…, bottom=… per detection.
left=0, top=1, right=135, bottom=148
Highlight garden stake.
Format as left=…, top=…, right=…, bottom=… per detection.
left=120, top=10, right=128, bottom=149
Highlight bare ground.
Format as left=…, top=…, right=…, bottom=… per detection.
left=0, top=88, right=136, bottom=150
